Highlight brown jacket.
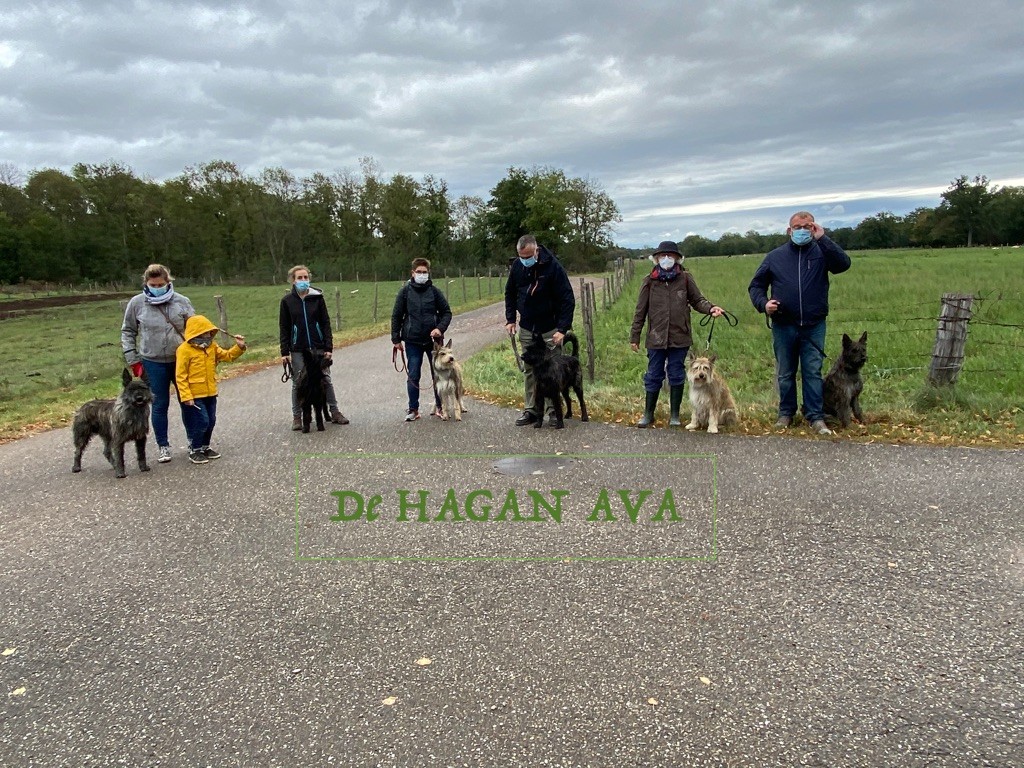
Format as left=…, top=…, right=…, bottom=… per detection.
left=630, top=270, right=714, bottom=349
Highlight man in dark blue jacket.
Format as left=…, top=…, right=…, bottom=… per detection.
left=749, top=211, right=851, bottom=435
left=504, top=234, right=576, bottom=426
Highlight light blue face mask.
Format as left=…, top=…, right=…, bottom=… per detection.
left=519, top=256, right=537, bottom=268
left=791, top=228, right=813, bottom=246
left=146, top=284, right=169, bottom=297
left=295, top=280, right=310, bottom=292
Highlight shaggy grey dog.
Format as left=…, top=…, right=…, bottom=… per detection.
left=72, top=368, right=153, bottom=478
left=823, top=332, right=868, bottom=428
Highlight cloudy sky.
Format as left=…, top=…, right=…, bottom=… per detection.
left=1, top=0, right=1021, bottom=247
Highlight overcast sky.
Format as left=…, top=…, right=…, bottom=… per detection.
left=1, top=0, right=1021, bottom=247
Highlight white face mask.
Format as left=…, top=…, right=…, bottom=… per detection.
left=413, top=272, right=429, bottom=284
left=658, top=256, right=677, bottom=271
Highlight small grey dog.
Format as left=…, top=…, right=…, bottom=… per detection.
left=432, top=338, right=466, bottom=421
left=823, top=332, right=868, bottom=428
left=72, top=368, right=153, bottom=478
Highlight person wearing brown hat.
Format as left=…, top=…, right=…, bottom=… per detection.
left=629, top=240, right=724, bottom=427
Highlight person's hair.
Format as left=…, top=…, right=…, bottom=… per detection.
left=411, top=258, right=431, bottom=271
left=517, top=234, right=537, bottom=251
left=142, top=264, right=172, bottom=283
left=789, top=211, right=815, bottom=226
left=287, top=265, right=311, bottom=282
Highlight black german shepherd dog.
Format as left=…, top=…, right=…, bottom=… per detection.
left=297, top=349, right=332, bottom=432
left=521, top=331, right=589, bottom=429
left=72, top=368, right=153, bottom=478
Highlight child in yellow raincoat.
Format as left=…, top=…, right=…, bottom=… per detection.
left=175, top=315, right=246, bottom=464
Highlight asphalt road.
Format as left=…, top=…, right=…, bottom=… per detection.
left=2, top=301, right=1022, bottom=767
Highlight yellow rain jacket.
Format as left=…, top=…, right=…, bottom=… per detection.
left=175, top=315, right=244, bottom=401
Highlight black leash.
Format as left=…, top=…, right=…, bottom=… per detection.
left=764, top=313, right=829, bottom=359
left=699, top=309, right=739, bottom=349
left=281, top=360, right=293, bottom=383
left=509, top=331, right=525, bottom=372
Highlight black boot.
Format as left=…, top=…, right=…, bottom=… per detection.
left=669, top=385, right=684, bottom=426
left=636, top=390, right=659, bottom=428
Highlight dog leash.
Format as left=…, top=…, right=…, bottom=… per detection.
left=764, top=314, right=829, bottom=359
left=509, top=331, right=526, bottom=372
left=699, top=309, right=739, bottom=350
left=392, top=346, right=407, bottom=373
left=281, top=360, right=293, bottom=383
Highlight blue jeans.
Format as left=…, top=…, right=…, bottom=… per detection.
left=772, top=320, right=827, bottom=421
left=405, top=342, right=441, bottom=413
left=141, top=359, right=185, bottom=448
left=181, top=395, right=218, bottom=451
left=644, top=347, right=689, bottom=392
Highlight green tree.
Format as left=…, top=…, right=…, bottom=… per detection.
left=939, top=174, right=993, bottom=247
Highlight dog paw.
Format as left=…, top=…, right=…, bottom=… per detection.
left=116, top=472, right=127, bottom=479
left=685, top=423, right=698, bottom=431
left=140, top=464, right=151, bottom=472
left=708, top=426, right=719, bottom=434
left=581, top=416, right=589, bottom=422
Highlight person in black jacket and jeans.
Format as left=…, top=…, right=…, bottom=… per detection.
left=749, top=211, right=851, bottom=435
left=279, top=265, right=349, bottom=430
left=504, top=234, right=576, bottom=426
left=391, top=258, right=453, bottom=422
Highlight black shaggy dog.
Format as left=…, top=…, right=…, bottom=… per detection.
left=521, top=331, right=589, bottom=429
left=72, top=368, right=153, bottom=478
left=297, top=349, right=331, bottom=432
left=823, top=331, right=868, bottom=428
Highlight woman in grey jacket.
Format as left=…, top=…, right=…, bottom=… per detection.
left=121, top=264, right=195, bottom=463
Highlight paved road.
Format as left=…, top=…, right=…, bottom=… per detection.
left=2, top=301, right=1022, bottom=767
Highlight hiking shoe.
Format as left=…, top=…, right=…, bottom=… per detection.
left=202, top=447, right=221, bottom=460
left=157, top=446, right=172, bottom=463
left=810, top=420, right=833, bottom=435
left=331, top=409, right=350, bottom=425
left=405, top=409, right=420, bottom=422
left=773, top=415, right=793, bottom=429
left=188, top=450, right=209, bottom=465
left=291, top=416, right=302, bottom=431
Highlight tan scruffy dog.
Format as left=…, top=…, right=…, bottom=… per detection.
left=432, top=339, right=466, bottom=421
left=685, top=353, right=738, bottom=433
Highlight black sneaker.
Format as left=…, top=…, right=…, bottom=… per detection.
left=188, top=450, right=209, bottom=465
left=202, top=447, right=221, bottom=460
left=515, top=411, right=539, bottom=426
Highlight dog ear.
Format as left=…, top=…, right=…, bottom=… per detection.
left=446, top=338, right=452, bottom=349
left=708, top=353, right=717, bottom=364
left=858, top=331, right=868, bottom=343
left=842, top=333, right=852, bottom=347
left=122, top=368, right=132, bottom=387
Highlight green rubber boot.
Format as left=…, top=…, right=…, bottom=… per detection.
left=669, top=385, right=684, bottom=426
left=636, top=390, right=659, bottom=428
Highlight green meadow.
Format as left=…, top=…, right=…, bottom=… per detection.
left=465, top=247, right=1024, bottom=447
left=1, top=249, right=1021, bottom=446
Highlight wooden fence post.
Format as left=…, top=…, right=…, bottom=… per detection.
left=927, top=293, right=974, bottom=386
left=461, top=269, right=467, bottom=304
left=373, top=276, right=379, bottom=323
left=214, top=295, right=230, bottom=345
left=335, top=287, right=342, bottom=330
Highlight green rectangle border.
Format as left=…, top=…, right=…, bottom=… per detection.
left=295, top=452, right=718, bottom=563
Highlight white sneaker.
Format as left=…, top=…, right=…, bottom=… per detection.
left=157, top=446, right=172, bottom=463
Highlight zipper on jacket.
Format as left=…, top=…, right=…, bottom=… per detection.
left=301, top=298, right=313, bottom=348
left=797, top=245, right=804, bottom=326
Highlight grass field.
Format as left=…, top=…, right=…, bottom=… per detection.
left=464, top=247, right=1024, bottom=447
left=0, top=275, right=507, bottom=442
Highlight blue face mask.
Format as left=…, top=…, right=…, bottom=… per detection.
left=519, top=256, right=537, bottom=268
left=791, top=228, right=813, bottom=246
left=146, top=284, right=169, bottom=297
left=295, top=280, right=310, bottom=292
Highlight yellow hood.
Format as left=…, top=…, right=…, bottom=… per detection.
left=184, top=314, right=219, bottom=341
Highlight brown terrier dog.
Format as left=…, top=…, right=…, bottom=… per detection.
left=685, top=353, right=738, bottom=434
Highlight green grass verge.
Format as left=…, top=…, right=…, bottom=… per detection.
left=464, top=248, right=1024, bottom=448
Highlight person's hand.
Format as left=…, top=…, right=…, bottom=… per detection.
left=765, top=299, right=780, bottom=315
left=630, top=342, right=640, bottom=353
left=281, top=355, right=290, bottom=365
left=710, top=306, right=724, bottom=317
left=181, top=399, right=194, bottom=408
left=505, top=323, right=516, bottom=335
left=430, top=329, right=442, bottom=341
left=323, top=351, right=333, bottom=360
left=811, top=222, right=825, bottom=240
left=393, top=342, right=404, bottom=352
left=129, top=361, right=144, bottom=378
left=552, top=331, right=565, bottom=346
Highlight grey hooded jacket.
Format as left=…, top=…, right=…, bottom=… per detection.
left=121, top=292, right=196, bottom=364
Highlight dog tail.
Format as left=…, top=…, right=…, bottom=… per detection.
left=563, top=331, right=580, bottom=358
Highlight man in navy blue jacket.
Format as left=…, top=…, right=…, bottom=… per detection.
left=749, top=211, right=851, bottom=435
left=504, top=234, right=576, bottom=426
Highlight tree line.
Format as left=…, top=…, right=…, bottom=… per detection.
left=0, top=159, right=621, bottom=285
left=672, top=176, right=1024, bottom=257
